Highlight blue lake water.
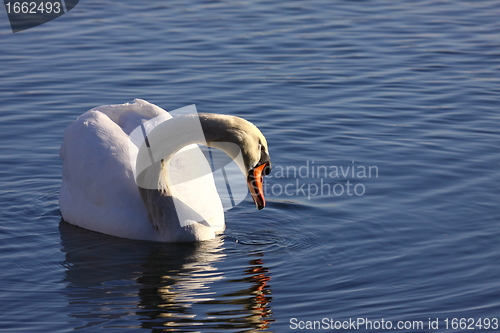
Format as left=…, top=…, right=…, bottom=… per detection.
left=1, top=0, right=499, bottom=332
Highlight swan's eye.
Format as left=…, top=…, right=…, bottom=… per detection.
left=258, top=143, right=264, bottom=159
left=263, top=163, right=271, bottom=176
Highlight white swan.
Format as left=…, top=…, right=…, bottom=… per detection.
left=59, top=99, right=271, bottom=242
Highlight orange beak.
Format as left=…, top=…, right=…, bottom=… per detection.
left=247, top=163, right=268, bottom=210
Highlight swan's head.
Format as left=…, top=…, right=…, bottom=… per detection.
left=199, top=114, right=271, bottom=210
left=240, top=126, right=271, bottom=211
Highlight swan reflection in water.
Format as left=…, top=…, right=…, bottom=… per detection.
left=59, top=221, right=273, bottom=331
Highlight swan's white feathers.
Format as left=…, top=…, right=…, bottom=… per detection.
left=89, top=99, right=168, bottom=135
left=59, top=99, right=224, bottom=242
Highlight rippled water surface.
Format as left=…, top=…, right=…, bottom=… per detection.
left=1, top=0, right=499, bottom=332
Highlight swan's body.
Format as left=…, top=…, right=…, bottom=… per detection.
left=59, top=99, right=270, bottom=242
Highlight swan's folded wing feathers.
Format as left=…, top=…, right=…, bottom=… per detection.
left=59, top=109, right=159, bottom=240
left=89, top=99, right=168, bottom=135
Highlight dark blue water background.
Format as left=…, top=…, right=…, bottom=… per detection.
left=0, top=0, right=499, bottom=332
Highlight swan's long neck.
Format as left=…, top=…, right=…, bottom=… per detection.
left=136, top=114, right=247, bottom=179
left=135, top=114, right=249, bottom=241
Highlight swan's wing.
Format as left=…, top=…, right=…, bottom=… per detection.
left=59, top=108, right=161, bottom=240
left=89, top=98, right=170, bottom=135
